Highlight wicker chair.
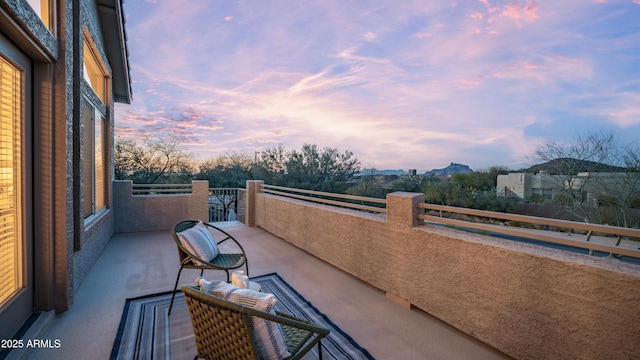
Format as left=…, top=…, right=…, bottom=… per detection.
left=181, top=285, right=330, bottom=360
left=169, top=219, right=249, bottom=315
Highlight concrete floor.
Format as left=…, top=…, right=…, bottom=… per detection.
left=29, top=222, right=512, bottom=360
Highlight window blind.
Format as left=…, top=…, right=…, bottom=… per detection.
left=83, top=100, right=94, bottom=218
left=0, top=55, right=23, bottom=306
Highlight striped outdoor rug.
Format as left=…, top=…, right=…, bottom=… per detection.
left=110, top=273, right=374, bottom=359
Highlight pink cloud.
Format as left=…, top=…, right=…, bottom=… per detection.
left=552, top=54, right=582, bottom=63
left=491, top=55, right=589, bottom=84
left=497, top=1, right=539, bottom=27
left=181, top=108, right=205, bottom=120
left=455, top=75, right=487, bottom=88
left=199, top=124, right=224, bottom=131
left=416, top=23, right=445, bottom=38
left=363, top=31, right=377, bottom=41
left=245, top=138, right=280, bottom=145
left=501, top=1, right=538, bottom=19
left=492, top=61, right=543, bottom=81
left=470, top=12, right=484, bottom=20
left=525, top=3, right=539, bottom=20
left=523, top=61, right=541, bottom=69
left=224, top=16, right=234, bottom=21
left=119, top=112, right=159, bottom=126
left=478, top=0, right=490, bottom=6
left=456, top=79, right=482, bottom=88
left=501, top=4, right=522, bottom=20
left=115, top=105, right=228, bottom=145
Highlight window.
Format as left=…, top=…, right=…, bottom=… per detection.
left=82, top=99, right=106, bottom=219
left=26, top=0, right=53, bottom=32
left=83, top=39, right=107, bottom=104
left=0, top=55, right=24, bottom=305
left=531, top=188, right=553, bottom=200
left=82, top=36, right=108, bottom=220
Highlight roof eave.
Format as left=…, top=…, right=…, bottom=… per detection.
left=98, top=0, right=132, bottom=104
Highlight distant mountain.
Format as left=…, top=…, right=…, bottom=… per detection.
left=424, top=163, right=473, bottom=177
left=521, top=158, right=625, bottom=174
left=356, top=168, right=407, bottom=176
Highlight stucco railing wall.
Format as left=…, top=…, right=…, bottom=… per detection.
left=245, top=181, right=640, bottom=360
left=113, top=180, right=209, bottom=233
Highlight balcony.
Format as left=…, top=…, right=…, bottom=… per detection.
left=27, top=221, right=509, bottom=360
left=18, top=180, right=640, bottom=360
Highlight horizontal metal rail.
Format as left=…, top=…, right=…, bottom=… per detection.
left=261, top=184, right=386, bottom=214
left=418, top=203, right=640, bottom=258
left=132, top=183, right=192, bottom=195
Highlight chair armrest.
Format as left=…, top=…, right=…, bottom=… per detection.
left=275, top=311, right=330, bottom=336
left=243, top=304, right=331, bottom=359
left=181, top=286, right=329, bottom=335
left=273, top=311, right=330, bottom=360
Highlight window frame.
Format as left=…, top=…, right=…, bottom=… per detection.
left=82, top=36, right=108, bottom=104
left=81, top=33, right=110, bottom=223
left=82, top=96, right=108, bottom=221
left=25, top=0, right=56, bottom=34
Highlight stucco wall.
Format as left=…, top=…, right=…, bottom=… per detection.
left=113, top=180, right=209, bottom=233
left=73, top=211, right=114, bottom=292
left=1, top=0, right=131, bottom=318
left=250, top=189, right=640, bottom=360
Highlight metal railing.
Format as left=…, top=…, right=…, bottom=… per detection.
left=209, top=188, right=246, bottom=222
left=257, top=183, right=640, bottom=259
left=261, top=184, right=387, bottom=213
left=418, top=203, right=640, bottom=259
left=132, top=183, right=192, bottom=195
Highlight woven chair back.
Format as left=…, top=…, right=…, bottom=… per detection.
left=183, top=287, right=260, bottom=359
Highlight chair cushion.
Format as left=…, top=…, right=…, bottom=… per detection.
left=197, top=278, right=291, bottom=360
left=176, top=221, right=220, bottom=265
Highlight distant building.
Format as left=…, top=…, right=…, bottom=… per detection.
left=497, top=171, right=554, bottom=201
left=408, top=169, right=417, bottom=176
left=497, top=171, right=636, bottom=205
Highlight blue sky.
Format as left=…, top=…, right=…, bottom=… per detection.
left=115, top=0, right=640, bottom=172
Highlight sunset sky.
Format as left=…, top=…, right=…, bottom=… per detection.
left=114, top=0, right=640, bottom=172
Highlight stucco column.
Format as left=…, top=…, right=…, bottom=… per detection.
left=112, top=180, right=133, bottom=233
left=245, top=180, right=264, bottom=227
left=191, top=180, right=210, bottom=221
left=386, top=192, right=425, bottom=228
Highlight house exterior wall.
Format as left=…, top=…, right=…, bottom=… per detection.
left=575, top=172, right=638, bottom=206
left=497, top=171, right=633, bottom=204
left=0, top=0, right=130, bottom=321
left=497, top=172, right=532, bottom=199
left=248, top=184, right=640, bottom=360
left=72, top=0, right=115, bottom=294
